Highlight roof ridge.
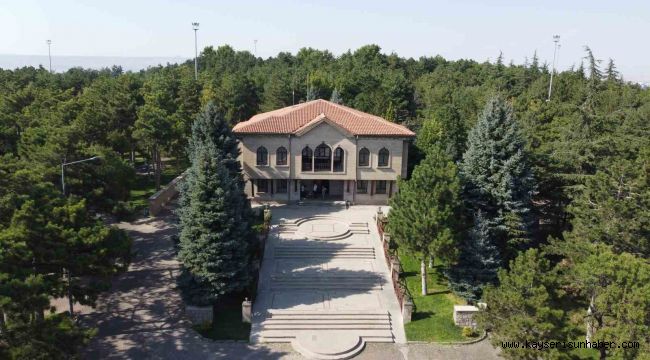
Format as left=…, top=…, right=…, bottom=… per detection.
left=324, top=100, right=413, bottom=134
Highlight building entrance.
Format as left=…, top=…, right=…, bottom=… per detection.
left=299, top=180, right=344, bottom=201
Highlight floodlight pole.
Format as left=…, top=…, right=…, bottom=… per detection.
left=192, top=22, right=200, bottom=80
left=47, top=40, right=52, bottom=73
left=547, top=35, right=560, bottom=101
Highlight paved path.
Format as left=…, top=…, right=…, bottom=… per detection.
left=81, top=206, right=499, bottom=359
left=251, top=205, right=407, bottom=358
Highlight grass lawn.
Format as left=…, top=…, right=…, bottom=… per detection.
left=193, top=303, right=251, bottom=341
left=398, top=253, right=467, bottom=342
left=128, top=166, right=184, bottom=212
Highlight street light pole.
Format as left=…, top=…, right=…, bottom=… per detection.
left=547, top=35, right=560, bottom=101
left=60, top=155, right=100, bottom=315
left=46, top=40, right=52, bottom=73
left=192, top=22, right=200, bottom=80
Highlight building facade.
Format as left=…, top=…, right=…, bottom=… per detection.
left=232, top=99, right=415, bottom=205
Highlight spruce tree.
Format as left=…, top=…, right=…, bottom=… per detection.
left=177, top=104, right=254, bottom=312
left=446, top=211, right=500, bottom=302
left=476, top=249, right=566, bottom=359
left=459, top=96, right=535, bottom=261
left=387, top=147, right=462, bottom=295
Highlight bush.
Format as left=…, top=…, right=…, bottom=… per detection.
left=112, top=200, right=137, bottom=221
left=462, top=326, right=479, bottom=338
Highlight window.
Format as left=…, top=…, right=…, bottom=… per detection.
left=256, top=146, right=268, bottom=166
left=301, top=146, right=313, bottom=171
left=376, top=180, right=387, bottom=194
left=356, top=180, right=368, bottom=194
left=378, top=148, right=389, bottom=167
left=257, top=179, right=269, bottom=193
left=358, top=147, right=370, bottom=167
left=333, top=147, right=344, bottom=172
left=276, top=180, right=288, bottom=193
left=276, top=147, right=287, bottom=166
left=314, top=143, right=332, bottom=171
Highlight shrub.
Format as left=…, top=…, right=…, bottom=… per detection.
left=462, top=326, right=479, bottom=337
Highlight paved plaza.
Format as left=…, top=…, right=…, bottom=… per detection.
left=251, top=204, right=407, bottom=358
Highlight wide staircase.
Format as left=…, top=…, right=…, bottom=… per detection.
left=256, top=239, right=396, bottom=359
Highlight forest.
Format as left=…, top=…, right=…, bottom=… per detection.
left=0, top=44, right=648, bottom=359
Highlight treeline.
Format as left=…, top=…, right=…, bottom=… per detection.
left=386, top=48, right=649, bottom=359
left=1, top=44, right=648, bottom=358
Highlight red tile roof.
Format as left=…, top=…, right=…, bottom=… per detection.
left=232, top=99, right=415, bottom=137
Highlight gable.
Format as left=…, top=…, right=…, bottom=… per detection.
left=294, top=115, right=353, bottom=138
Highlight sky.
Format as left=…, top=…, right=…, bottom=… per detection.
left=1, top=0, right=648, bottom=82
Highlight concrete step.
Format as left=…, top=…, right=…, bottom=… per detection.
left=268, top=310, right=389, bottom=316
left=269, top=315, right=390, bottom=320
left=291, top=335, right=365, bottom=360
left=259, top=330, right=394, bottom=342
left=263, top=320, right=389, bottom=325
left=262, top=324, right=391, bottom=330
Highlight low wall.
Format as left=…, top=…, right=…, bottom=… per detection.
left=148, top=171, right=187, bottom=216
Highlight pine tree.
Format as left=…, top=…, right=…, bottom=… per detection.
left=330, top=88, right=343, bottom=104
left=459, top=96, right=535, bottom=261
left=446, top=211, right=500, bottom=302
left=476, top=249, right=566, bottom=359
left=388, top=147, right=462, bottom=295
left=177, top=104, right=254, bottom=312
left=605, top=58, right=619, bottom=82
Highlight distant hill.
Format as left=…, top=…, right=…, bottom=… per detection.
left=0, top=54, right=189, bottom=72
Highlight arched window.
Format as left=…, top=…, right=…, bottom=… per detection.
left=256, top=146, right=268, bottom=166
left=358, top=147, right=370, bottom=167
left=378, top=148, right=389, bottom=167
left=276, top=146, right=288, bottom=166
left=333, top=147, right=344, bottom=172
left=301, top=146, right=313, bottom=171
left=314, top=143, right=332, bottom=172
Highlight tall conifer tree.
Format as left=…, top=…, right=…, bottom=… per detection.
left=177, top=104, right=254, bottom=313
left=388, top=147, right=462, bottom=295
left=459, top=96, right=535, bottom=260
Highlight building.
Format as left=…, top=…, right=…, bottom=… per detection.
left=232, top=99, right=415, bottom=205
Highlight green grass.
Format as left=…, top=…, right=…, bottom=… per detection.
left=192, top=304, right=251, bottom=341
left=128, top=166, right=183, bottom=212
left=398, top=253, right=467, bottom=342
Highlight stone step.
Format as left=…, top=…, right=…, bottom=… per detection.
left=262, top=324, right=391, bottom=330
left=275, top=246, right=374, bottom=251
left=268, top=310, right=389, bottom=316
left=274, top=254, right=375, bottom=259
left=262, top=320, right=389, bottom=325
left=268, top=315, right=390, bottom=320
left=271, top=275, right=380, bottom=280
left=259, top=330, right=394, bottom=342
left=291, top=334, right=366, bottom=360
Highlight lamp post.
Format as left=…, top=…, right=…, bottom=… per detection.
left=60, top=155, right=100, bottom=315
left=192, top=22, right=200, bottom=80
left=547, top=35, right=560, bottom=101
left=46, top=40, right=52, bottom=73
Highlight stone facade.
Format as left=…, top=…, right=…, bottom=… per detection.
left=237, top=122, right=411, bottom=205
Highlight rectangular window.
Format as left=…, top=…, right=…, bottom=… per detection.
left=257, top=179, right=269, bottom=193
left=356, top=180, right=368, bottom=194
left=376, top=180, right=387, bottom=194
left=277, top=180, right=288, bottom=193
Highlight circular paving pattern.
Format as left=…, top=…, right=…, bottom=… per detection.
left=295, top=217, right=350, bottom=240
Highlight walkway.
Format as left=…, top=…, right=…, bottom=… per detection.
left=80, top=206, right=498, bottom=359
left=251, top=205, right=406, bottom=359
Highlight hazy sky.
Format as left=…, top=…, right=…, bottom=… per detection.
left=1, top=0, right=648, bottom=82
